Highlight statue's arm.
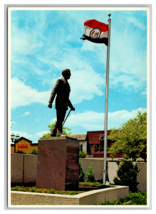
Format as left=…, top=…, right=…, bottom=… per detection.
left=68, top=99, right=75, bottom=111
left=48, top=79, right=61, bottom=107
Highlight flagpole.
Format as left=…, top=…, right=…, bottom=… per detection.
left=103, top=14, right=111, bottom=184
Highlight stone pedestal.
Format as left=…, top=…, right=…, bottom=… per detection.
left=36, top=136, right=79, bottom=190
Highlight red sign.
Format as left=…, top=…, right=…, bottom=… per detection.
left=18, top=144, right=28, bottom=148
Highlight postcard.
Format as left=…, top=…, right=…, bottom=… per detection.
left=8, top=6, right=150, bottom=208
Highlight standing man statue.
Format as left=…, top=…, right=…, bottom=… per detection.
left=48, top=69, right=75, bottom=137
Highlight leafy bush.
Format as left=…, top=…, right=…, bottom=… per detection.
left=11, top=187, right=18, bottom=191
left=98, top=191, right=147, bottom=205
left=79, top=162, right=85, bottom=182
left=99, top=198, right=119, bottom=205
left=16, top=150, right=25, bottom=154
left=36, top=189, right=42, bottom=193
left=30, top=188, right=36, bottom=192
left=113, top=160, right=140, bottom=192
left=79, top=150, right=87, bottom=158
left=86, top=164, right=95, bottom=182
left=120, top=191, right=147, bottom=205
left=28, top=149, right=38, bottom=155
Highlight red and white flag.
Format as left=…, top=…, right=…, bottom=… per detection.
left=81, top=19, right=108, bottom=46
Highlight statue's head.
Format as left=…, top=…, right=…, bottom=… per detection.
left=62, top=69, right=71, bottom=79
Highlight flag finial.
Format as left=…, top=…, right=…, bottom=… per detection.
left=108, top=13, right=111, bottom=20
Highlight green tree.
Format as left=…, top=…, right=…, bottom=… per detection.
left=41, top=121, right=72, bottom=138
left=86, top=164, right=95, bottom=182
left=79, top=150, right=87, bottom=158
left=108, top=111, right=147, bottom=161
left=113, top=160, right=140, bottom=192
left=28, top=149, right=38, bottom=155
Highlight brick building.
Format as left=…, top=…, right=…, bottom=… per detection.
left=10, top=131, right=123, bottom=158
left=11, top=137, right=38, bottom=154
left=86, top=130, right=123, bottom=158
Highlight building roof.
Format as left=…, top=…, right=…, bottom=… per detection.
left=69, top=134, right=87, bottom=141
left=87, top=130, right=111, bottom=134
left=16, top=137, right=32, bottom=143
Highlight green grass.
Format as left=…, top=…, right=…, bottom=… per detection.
left=11, top=182, right=112, bottom=195
left=11, top=186, right=80, bottom=195
left=79, top=181, right=115, bottom=188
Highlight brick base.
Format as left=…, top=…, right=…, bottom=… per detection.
left=36, top=136, right=79, bottom=190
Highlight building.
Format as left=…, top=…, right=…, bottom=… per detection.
left=11, top=137, right=38, bottom=154
left=70, top=134, right=87, bottom=152
left=87, top=130, right=123, bottom=158
left=10, top=131, right=123, bottom=158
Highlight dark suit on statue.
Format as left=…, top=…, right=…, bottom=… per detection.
left=49, top=77, right=74, bottom=136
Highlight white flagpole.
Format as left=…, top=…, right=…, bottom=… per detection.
left=103, top=14, right=111, bottom=184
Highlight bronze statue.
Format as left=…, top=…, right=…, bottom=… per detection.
left=48, top=69, right=75, bottom=136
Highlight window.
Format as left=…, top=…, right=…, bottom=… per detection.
left=95, top=144, right=100, bottom=152
left=100, top=141, right=110, bottom=151
left=107, top=141, right=111, bottom=148
left=101, top=144, right=104, bottom=152
left=90, top=144, right=94, bottom=153
left=79, top=144, right=83, bottom=151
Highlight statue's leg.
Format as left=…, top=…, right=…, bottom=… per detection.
left=50, top=121, right=57, bottom=136
left=56, top=108, right=66, bottom=136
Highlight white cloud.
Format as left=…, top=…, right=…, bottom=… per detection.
left=141, top=88, right=147, bottom=95
left=65, top=108, right=147, bottom=130
left=80, top=21, right=147, bottom=92
left=35, top=131, right=50, bottom=137
left=11, top=26, right=43, bottom=56
left=126, top=17, right=146, bottom=30
left=11, top=72, right=104, bottom=109
left=70, top=69, right=104, bottom=104
left=50, top=118, right=56, bottom=124
left=11, top=77, right=51, bottom=109
left=22, top=111, right=30, bottom=117
left=38, top=46, right=105, bottom=103
left=11, top=130, right=33, bottom=141
left=66, top=111, right=104, bottom=130
left=10, top=11, right=147, bottom=105
left=11, top=108, right=147, bottom=142
left=81, top=41, right=100, bottom=52
left=108, top=108, right=147, bottom=128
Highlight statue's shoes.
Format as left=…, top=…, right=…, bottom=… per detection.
left=57, top=132, right=65, bottom=137
left=50, top=133, right=56, bottom=137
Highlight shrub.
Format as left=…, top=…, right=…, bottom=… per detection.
left=99, top=198, right=119, bottom=205
left=30, top=188, right=36, bottom=192
left=36, top=189, right=42, bottom=193
left=98, top=191, right=147, bottom=205
left=79, top=150, right=87, bottom=158
left=120, top=191, right=147, bottom=205
left=16, top=150, right=25, bottom=154
left=79, top=162, right=85, bottom=182
left=28, top=149, right=38, bottom=155
left=86, top=164, right=95, bottom=182
left=113, top=160, right=140, bottom=192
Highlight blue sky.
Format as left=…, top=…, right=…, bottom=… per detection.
left=9, top=8, right=148, bottom=143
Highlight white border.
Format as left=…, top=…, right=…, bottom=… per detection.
left=7, top=6, right=150, bottom=209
